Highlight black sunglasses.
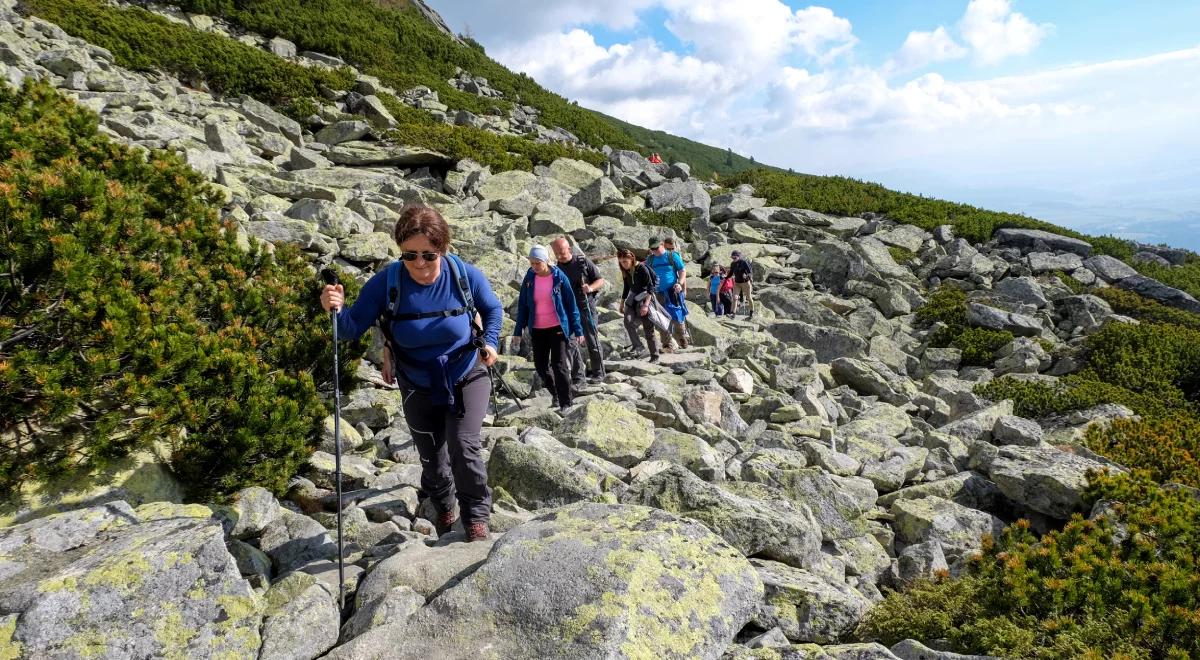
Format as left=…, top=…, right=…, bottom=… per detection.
left=400, top=251, right=439, bottom=262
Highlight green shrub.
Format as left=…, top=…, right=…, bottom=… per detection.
left=1083, top=322, right=1200, bottom=402
left=1094, top=288, right=1200, bottom=331
left=858, top=471, right=1200, bottom=659
left=952, top=327, right=1014, bottom=367
left=385, top=121, right=605, bottom=172
left=1085, top=415, right=1200, bottom=488
left=633, top=208, right=695, bottom=238
left=888, top=245, right=917, bottom=265
left=0, top=82, right=364, bottom=500
left=1054, top=270, right=1089, bottom=295
left=22, top=0, right=355, bottom=103
left=915, top=286, right=1011, bottom=365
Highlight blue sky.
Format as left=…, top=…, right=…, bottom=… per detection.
left=432, top=1, right=1200, bottom=249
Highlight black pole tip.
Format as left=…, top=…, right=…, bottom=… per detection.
left=320, top=268, right=340, bottom=286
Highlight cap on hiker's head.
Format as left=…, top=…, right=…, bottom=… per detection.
left=731, top=250, right=742, bottom=258
left=648, top=237, right=662, bottom=249
left=529, top=245, right=550, bottom=263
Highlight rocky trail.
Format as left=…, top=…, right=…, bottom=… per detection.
left=3, top=2, right=1197, bottom=658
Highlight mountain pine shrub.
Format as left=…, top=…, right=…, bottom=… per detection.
left=23, top=0, right=356, bottom=103
left=0, top=82, right=363, bottom=501
left=915, top=286, right=1013, bottom=366
left=858, top=471, right=1200, bottom=659
left=633, top=209, right=695, bottom=239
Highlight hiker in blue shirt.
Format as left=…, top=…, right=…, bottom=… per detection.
left=645, top=236, right=691, bottom=350
left=319, top=206, right=502, bottom=543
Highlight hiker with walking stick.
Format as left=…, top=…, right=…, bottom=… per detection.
left=319, top=206, right=503, bottom=543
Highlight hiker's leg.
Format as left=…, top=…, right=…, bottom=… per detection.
left=548, top=330, right=573, bottom=406
left=622, top=304, right=646, bottom=353
left=641, top=316, right=660, bottom=357
left=443, top=366, right=492, bottom=525
left=531, top=327, right=556, bottom=395
left=582, top=297, right=605, bottom=377
left=400, top=383, right=455, bottom=516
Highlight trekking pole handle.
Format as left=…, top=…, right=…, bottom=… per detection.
left=320, top=268, right=341, bottom=313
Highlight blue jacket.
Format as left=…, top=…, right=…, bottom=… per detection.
left=334, top=259, right=503, bottom=397
left=513, top=266, right=584, bottom=338
left=647, top=250, right=685, bottom=292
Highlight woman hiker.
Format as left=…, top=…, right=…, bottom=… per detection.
left=319, top=205, right=503, bottom=543
left=512, top=245, right=584, bottom=414
left=617, top=247, right=661, bottom=363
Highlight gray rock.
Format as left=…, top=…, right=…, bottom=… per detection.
left=980, top=445, right=1112, bottom=519
left=327, top=502, right=762, bottom=660
left=937, top=400, right=1014, bottom=443
left=267, top=36, right=297, bottom=58
left=647, top=429, right=725, bottom=481
left=487, top=438, right=604, bottom=510
left=35, top=49, right=93, bottom=76
left=354, top=537, right=491, bottom=606
left=722, top=368, right=755, bottom=394
left=240, top=95, right=302, bottom=145
left=877, top=472, right=1002, bottom=511
left=751, top=558, right=871, bottom=644
left=568, top=176, right=623, bottom=215
left=993, top=276, right=1048, bottom=308
left=1027, top=251, right=1084, bottom=273
left=528, top=200, right=585, bottom=236
left=896, top=541, right=949, bottom=584
left=711, top=192, right=765, bottom=221
left=623, top=465, right=822, bottom=568
left=259, top=572, right=339, bottom=660
left=339, top=232, right=396, bottom=261
left=324, top=142, right=450, bottom=168
left=831, top=357, right=915, bottom=405
left=285, top=198, right=372, bottom=239
left=644, top=180, right=711, bottom=219
left=259, top=510, right=338, bottom=574
left=0, top=502, right=262, bottom=659
left=992, top=415, right=1044, bottom=446
left=224, top=486, right=282, bottom=539
left=891, top=638, right=1002, bottom=660
left=228, top=538, right=272, bottom=579
left=666, top=162, right=691, bottom=179
left=994, top=228, right=1092, bottom=257
left=1116, top=274, right=1200, bottom=314
left=350, top=94, right=397, bottom=128
left=315, top=120, right=372, bottom=146
left=768, top=321, right=868, bottom=363
left=547, top=158, right=603, bottom=190
left=891, top=496, right=1004, bottom=562
left=341, top=584, right=424, bottom=642
left=965, top=302, right=1043, bottom=337
left=1082, top=254, right=1138, bottom=282
left=746, top=468, right=878, bottom=542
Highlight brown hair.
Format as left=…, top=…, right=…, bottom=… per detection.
left=394, top=206, right=450, bottom=252
left=617, top=248, right=637, bottom=273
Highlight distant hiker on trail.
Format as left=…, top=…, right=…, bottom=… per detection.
left=707, top=264, right=725, bottom=316
left=729, top=250, right=754, bottom=319
left=646, top=237, right=690, bottom=350
left=551, top=237, right=607, bottom=385
left=617, top=248, right=660, bottom=363
left=319, top=206, right=501, bottom=543
left=513, top=245, right=584, bottom=414
left=719, top=269, right=735, bottom=317
left=648, top=152, right=663, bottom=164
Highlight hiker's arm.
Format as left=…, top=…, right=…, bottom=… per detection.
left=582, top=259, right=606, bottom=293
left=467, top=264, right=503, bottom=352
left=560, top=281, right=585, bottom=338
left=328, top=271, right=387, bottom=341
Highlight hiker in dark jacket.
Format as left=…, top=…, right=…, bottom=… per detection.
left=617, top=247, right=660, bottom=363
left=729, top=249, right=754, bottom=319
left=551, top=237, right=607, bottom=385
left=319, top=205, right=502, bottom=543
left=513, top=245, right=584, bottom=413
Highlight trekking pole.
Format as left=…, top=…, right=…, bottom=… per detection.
left=320, top=268, right=346, bottom=613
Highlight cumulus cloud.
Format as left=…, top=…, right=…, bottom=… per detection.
left=959, top=0, right=1053, bottom=64
left=887, top=26, right=968, bottom=73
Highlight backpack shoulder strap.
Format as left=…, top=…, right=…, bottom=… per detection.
left=446, top=254, right=482, bottom=335
left=385, top=261, right=404, bottom=319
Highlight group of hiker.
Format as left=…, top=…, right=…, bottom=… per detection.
left=317, top=205, right=754, bottom=543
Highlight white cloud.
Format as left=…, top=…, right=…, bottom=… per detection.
left=888, top=26, right=967, bottom=73
left=493, top=29, right=729, bottom=129
left=432, top=0, right=658, bottom=46
left=959, top=0, right=1053, bottom=64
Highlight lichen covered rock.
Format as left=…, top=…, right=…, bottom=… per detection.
left=328, top=502, right=762, bottom=659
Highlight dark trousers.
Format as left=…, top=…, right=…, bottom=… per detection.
left=398, top=364, right=492, bottom=524
left=709, top=293, right=724, bottom=316
left=532, top=326, right=572, bottom=407
left=569, top=296, right=605, bottom=380
left=720, top=292, right=734, bottom=316
left=622, top=299, right=660, bottom=357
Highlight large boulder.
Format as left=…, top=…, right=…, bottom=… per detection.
left=994, top=228, right=1092, bottom=257
left=528, top=200, right=585, bottom=236
left=328, top=503, right=762, bottom=659
left=547, top=158, right=603, bottom=191
left=976, top=445, right=1113, bottom=519
left=568, top=176, right=623, bottom=215
left=259, top=510, right=338, bottom=574
left=258, top=572, right=340, bottom=660
left=891, top=496, right=1004, bottom=562
left=1082, top=255, right=1138, bottom=282
left=0, top=502, right=262, bottom=658
left=644, top=180, right=711, bottom=219
left=750, top=559, right=872, bottom=644
left=558, top=398, right=656, bottom=468
left=1115, top=275, right=1200, bottom=314
left=965, top=302, right=1043, bottom=337
left=487, top=438, right=605, bottom=510
left=623, top=466, right=823, bottom=568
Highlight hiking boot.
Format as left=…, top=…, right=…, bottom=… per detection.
left=648, top=354, right=660, bottom=364
left=435, top=510, right=457, bottom=536
left=558, top=404, right=570, bottom=415
left=466, top=521, right=491, bottom=542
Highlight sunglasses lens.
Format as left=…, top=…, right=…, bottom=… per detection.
left=422, top=252, right=438, bottom=262
left=401, top=252, right=439, bottom=262
left=401, top=252, right=417, bottom=261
